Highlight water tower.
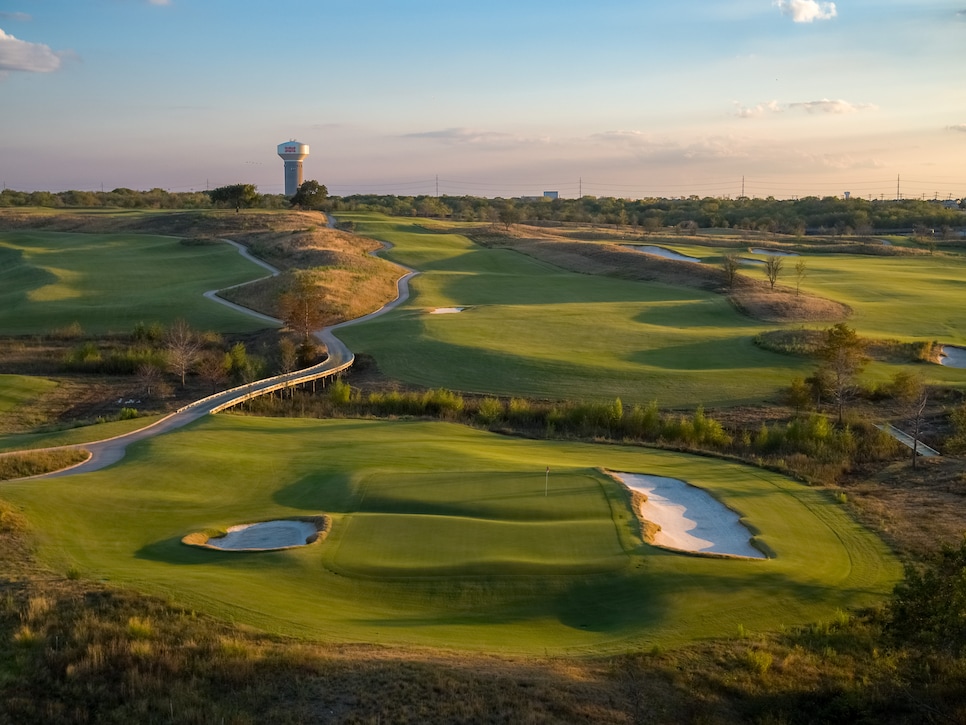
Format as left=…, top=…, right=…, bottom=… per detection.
left=277, top=140, right=310, bottom=196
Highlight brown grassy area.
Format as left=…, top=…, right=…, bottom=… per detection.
left=0, top=448, right=88, bottom=480
left=218, top=226, right=403, bottom=327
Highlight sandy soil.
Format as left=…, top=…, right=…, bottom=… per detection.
left=430, top=307, right=465, bottom=314
left=610, top=472, right=765, bottom=559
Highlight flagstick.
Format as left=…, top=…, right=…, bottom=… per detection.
left=545, top=466, right=549, bottom=496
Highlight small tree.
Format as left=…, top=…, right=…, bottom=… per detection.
left=498, top=204, right=521, bottom=232
left=196, top=350, right=229, bottom=394
left=793, top=259, right=807, bottom=296
left=278, top=273, right=326, bottom=345
left=721, top=253, right=741, bottom=288
left=165, top=318, right=200, bottom=388
left=817, top=323, right=867, bottom=425
left=764, top=255, right=783, bottom=290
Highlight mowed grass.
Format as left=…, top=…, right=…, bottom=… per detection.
left=0, top=230, right=274, bottom=334
left=1, top=415, right=901, bottom=654
left=336, top=216, right=814, bottom=407
left=335, top=217, right=966, bottom=403
left=0, top=374, right=57, bottom=414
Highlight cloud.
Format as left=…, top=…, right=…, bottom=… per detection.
left=148, top=0, right=172, bottom=5
left=0, top=27, right=64, bottom=73
left=734, top=100, right=783, bottom=118
left=948, top=124, right=966, bottom=132
left=735, top=98, right=876, bottom=117
left=0, top=12, right=31, bottom=21
left=773, top=0, right=837, bottom=23
left=788, top=99, right=877, bottom=114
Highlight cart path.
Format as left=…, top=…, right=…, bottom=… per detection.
left=7, top=230, right=416, bottom=479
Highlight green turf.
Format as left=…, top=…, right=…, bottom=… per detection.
left=332, top=215, right=966, bottom=406
left=333, top=216, right=816, bottom=407
left=0, top=415, right=901, bottom=654
left=0, top=230, right=275, bottom=335
left=0, top=374, right=57, bottom=414
left=0, top=415, right=164, bottom=453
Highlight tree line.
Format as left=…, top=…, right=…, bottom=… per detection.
left=3, top=186, right=962, bottom=234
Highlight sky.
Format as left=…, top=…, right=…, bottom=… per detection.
left=1, top=0, right=965, bottom=200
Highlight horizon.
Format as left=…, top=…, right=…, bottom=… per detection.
left=2, top=1, right=964, bottom=200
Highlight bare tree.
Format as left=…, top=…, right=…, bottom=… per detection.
left=721, top=253, right=741, bottom=288
left=794, top=259, right=807, bottom=296
left=165, top=318, right=200, bottom=388
left=137, top=363, right=170, bottom=400
left=764, top=256, right=784, bottom=290
left=196, top=350, right=229, bottom=394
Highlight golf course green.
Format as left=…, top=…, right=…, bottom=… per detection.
left=0, top=230, right=272, bottom=335
left=1, top=415, right=901, bottom=654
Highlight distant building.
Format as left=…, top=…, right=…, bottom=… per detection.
left=543, top=191, right=559, bottom=200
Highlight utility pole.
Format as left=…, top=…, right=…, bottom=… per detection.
left=741, top=176, right=745, bottom=198
left=435, top=175, right=439, bottom=197
left=896, top=174, right=900, bottom=201
left=579, top=177, right=582, bottom=197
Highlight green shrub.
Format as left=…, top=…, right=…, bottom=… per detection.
left=329, top=378, right=352, bottom=406
left=119, top=407, right=139, bottom=421
left=476, top=397, right=504, bottom=425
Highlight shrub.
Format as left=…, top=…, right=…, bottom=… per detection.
left=476, top=397, right=504, bottom=425
left=743, top=649, right=773, bottom=675
left=119, top=407, right=139, bottom=420
left=329, top=378, right=352, bottom=406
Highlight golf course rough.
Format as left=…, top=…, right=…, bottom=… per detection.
left=1, top=416, right=902, bottom=654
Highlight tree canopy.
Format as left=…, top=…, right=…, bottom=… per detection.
left=207, top=184, right=260, bottom=209
left=290, top=180, right=328, bottom=210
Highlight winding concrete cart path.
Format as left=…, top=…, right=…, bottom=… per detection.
left=10, top=232, right=416, bottom=479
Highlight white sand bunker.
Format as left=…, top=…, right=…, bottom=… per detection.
left=610, top=472, right=765, bottom=559
left=429, top=307, right=465, bottom=314
left=183, top=516, right=329, bottom=552
left=940, top=345, right=966, bottom=368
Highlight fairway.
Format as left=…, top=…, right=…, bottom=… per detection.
left=331, top=216, right=966, bottom=405
left=335, top=216, right=815, bottom=407
left=2, top=415, right=901, bottom=654
left=0, top=230, right=274, bottom=334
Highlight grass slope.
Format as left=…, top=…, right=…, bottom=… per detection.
left=0, top=374, right=57, bottom=414
left=1, top=415, right=901, bottom=654
left=0, top=230, right=274, bottom=335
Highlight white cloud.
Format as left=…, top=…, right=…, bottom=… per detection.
left=734, top=100, right=784, bottom=118
left=0, top=12, right=31, bottom=21
left=773, top=0, right=837, bottom=23
left=735, top=99, right=876, bottom=117
left=788, top=99, right=877, bottom=114
left=0, top=27, right=63, bottom=73
left=948, top=123, right=966, bottom=132
left=148, top=0, right=172, bottom=5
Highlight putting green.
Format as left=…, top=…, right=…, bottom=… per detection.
left=2, top=416, right=901, bottom=653
left=0, top=230, right=273, bottom=335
